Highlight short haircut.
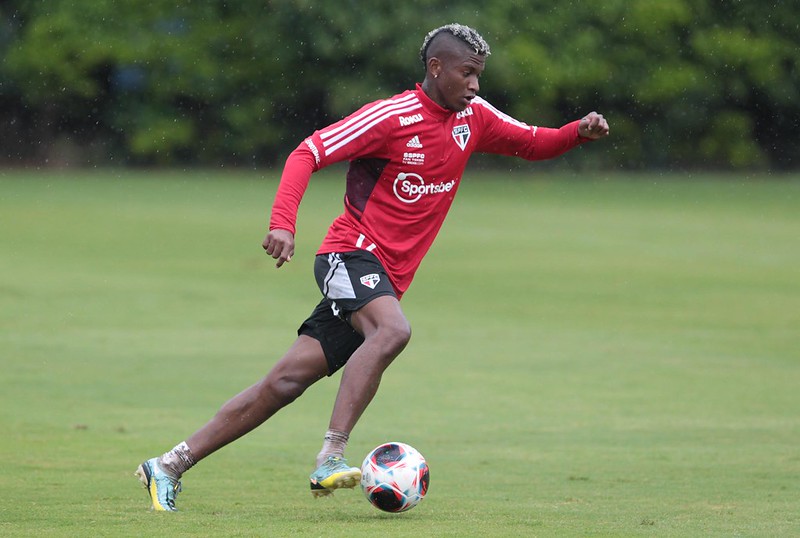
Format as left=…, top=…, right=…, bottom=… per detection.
left=419, top=23, right=491, bottom=67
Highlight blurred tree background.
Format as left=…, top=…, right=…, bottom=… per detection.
left=0, top=0, right=797, bottom=170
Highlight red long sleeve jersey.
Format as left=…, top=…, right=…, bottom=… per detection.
left=270, top=84, right=587, bottom=298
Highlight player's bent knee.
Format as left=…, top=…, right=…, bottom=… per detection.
left=376, top=320, right=412, bottom=357
left=395, top=320, right=412, bottom=349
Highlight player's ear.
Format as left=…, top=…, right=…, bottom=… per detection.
left=427, top=57, right=442, bottom=79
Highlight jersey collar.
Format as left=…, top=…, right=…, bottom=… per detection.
left=415, top=83, right=453, bottom=121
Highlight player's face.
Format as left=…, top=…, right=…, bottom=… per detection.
left=434, top=49, right=485, bottom=112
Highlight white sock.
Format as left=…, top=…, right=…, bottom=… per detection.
left=316, top=429, right=349, bottom=467
left=158, top=441, right=196, bottom=478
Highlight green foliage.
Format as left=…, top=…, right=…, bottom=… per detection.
left=0, top=0, right=797, bottom=168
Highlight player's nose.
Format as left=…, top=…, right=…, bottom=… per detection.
left=467, top=74, right=479, bottom=93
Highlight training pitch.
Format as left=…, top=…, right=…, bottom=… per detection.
left=1, top=169, right=798, bottom=536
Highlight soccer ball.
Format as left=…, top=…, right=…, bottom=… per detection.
left=360, top=442, right=430, bottom=513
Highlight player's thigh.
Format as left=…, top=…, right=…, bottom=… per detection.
left=349, top=295, right=410, bottom=340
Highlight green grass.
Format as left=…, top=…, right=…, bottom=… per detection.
left=1, top=169, right=798, bottom=537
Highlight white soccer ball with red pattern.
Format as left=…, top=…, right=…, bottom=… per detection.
left=360, top=442, right=430, bottom=513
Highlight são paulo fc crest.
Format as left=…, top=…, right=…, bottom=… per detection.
left=452, top=124, right=471, bottom=150
left=360, top=273, right=381, bottom=289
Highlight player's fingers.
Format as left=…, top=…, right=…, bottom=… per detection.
left=580, top=113, right=597, bottom=135
left=274, top=245, right=294, bottom=268
left=594, top=116, right=610, bottom=136
left=263, top=238, right=279, bottom=258
left=583, top=113, right=609, bottom=137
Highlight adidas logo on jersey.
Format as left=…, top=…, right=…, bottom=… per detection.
left=406, top=135, right=423, bottom=148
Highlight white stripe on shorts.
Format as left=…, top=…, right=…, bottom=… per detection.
left=322, top=253, right=357, bottom=300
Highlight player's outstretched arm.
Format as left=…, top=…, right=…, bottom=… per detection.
left=577, top=111, right=610, bottom=139
left=262, top=228, right=295, bottom=268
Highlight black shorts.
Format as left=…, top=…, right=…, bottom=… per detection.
left=298, top=250, right=397, bottom=375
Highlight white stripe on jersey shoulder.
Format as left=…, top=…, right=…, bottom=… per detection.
left=472, top=96, right=533, bottom=132
left=320, top=93, right=418, bottom=142
left=320, top=93, right=423, bottom=157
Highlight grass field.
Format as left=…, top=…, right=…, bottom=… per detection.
left=1, top=169, right=798, bottom=537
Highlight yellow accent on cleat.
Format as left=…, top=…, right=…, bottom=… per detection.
left=309, top=456, right=361, bottom=497
left=135, top=458, right=181, bottom=511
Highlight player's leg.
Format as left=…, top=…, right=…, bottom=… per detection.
left=185, top=335, right=329, bottom=460
left=328, top=294, right=410, bottom=436
left=310, top=295, right=411, bottom=496
left=136, top=335, right=329, bottom=511
left=305, top=251, right=411, bottom=496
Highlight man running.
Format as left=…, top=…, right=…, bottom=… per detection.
left=136, top=22, right=609, bottom=511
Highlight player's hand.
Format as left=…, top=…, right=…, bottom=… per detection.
left=262, top=228, right=295, bottom=268
left=578, top=112, right=610, bottom=139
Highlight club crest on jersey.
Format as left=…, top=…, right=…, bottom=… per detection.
left=452, top=124, right=471, bottom=150
left=360, top=273, right=380, bottom=289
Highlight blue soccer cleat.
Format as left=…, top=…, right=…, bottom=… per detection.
left=135, top=457, right=182, bottom=511
left=309, top=456, right=361, bottom=497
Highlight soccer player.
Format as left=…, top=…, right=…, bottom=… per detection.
left=136, top=23, right=609, bottom=511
